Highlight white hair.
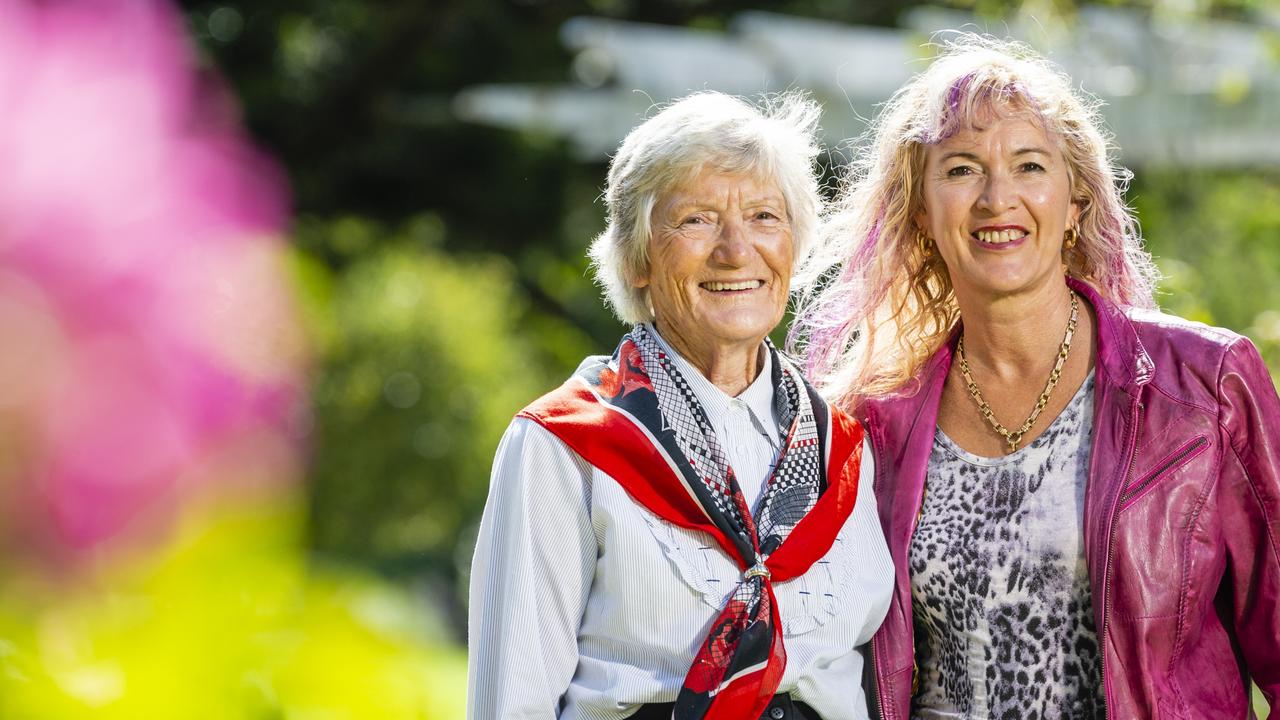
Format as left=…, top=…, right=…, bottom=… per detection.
left=587, top=90, right=825, bottom=324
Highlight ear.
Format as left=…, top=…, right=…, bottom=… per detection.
left=628, top=261, right=650, bottom=290
left=913, top=208, right=930, bottom=238
left=1068, top=198, right=1083, bottom=231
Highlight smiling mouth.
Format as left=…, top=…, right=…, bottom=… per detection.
left=973, top=229, right=1029, bottom=245
left=700, top=280, right=764, bottom=292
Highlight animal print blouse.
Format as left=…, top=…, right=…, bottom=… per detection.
left=909, top=372, right=1104, bottom=720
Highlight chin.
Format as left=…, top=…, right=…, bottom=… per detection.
left=961, top=270, right=1055, bottom=298
left=705, top=320, right=776, bottom=346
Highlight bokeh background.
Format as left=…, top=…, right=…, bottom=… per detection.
left=0, top=0, right=1276, bottom=717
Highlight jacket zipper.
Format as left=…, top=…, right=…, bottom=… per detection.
left=1117, top=435, right=1208, bottom=507
left=877, top=464, right=929, bottom=720
left=1099, top=396, right=1143, bottom=718
left=869, top=636, right=885, bottom=720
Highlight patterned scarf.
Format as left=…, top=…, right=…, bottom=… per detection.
left=519, top=326, right=864, bottom=720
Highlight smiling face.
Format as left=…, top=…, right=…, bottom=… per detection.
left=917, top=112, right=1081, bottom=303
left=635, top=166, right=793, bottom=366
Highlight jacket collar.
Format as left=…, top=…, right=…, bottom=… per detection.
left=1067, top=277, right=1153, bottom=393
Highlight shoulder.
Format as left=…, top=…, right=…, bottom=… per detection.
left=826, top=401, right=868, bottom=440
left=486, top=417, right=596, bottom=524
left=1125, top=307, right=1245, bottom=359
left=517, top=354, right=611, bottom=422
left=824, top=401, right=877, bottom=479
left=1124, top=307, right=1253, bottom=379
left=495, top=415, right=581, bottom=459
left=1122, top=307, right=1271, bottom=406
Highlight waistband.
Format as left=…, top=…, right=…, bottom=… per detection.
left=627, top=693, right=822, bottom=720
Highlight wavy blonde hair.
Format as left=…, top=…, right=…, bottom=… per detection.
left=790, top=35, right=1159, bottom=408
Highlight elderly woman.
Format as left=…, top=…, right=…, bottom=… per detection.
left=792, top=39, right=1280, bottom=719
left=468, top=91, right=893, bottom=720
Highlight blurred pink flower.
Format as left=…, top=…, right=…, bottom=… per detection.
left=0, top=0, right=305, bottom=561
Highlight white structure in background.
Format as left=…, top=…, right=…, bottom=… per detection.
left=453, top=7, right=1280, bottom=166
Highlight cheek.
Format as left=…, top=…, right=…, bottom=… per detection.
left=1025, top=184, right=1060, bottom=207
left=649, top=242, right=695, bottom=281
left=1030, top=173, right=1075, bottom=213
left=918, top=186, right=960, bottom=232
left=766, top=232, right=795, bottom=273
left=766, top=254, right=792, bottom=290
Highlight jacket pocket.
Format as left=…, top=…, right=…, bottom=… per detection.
left=1119, top=435, right=1209, bottom=512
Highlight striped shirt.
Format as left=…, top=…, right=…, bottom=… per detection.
left=467, top=329, right=894, bottom=719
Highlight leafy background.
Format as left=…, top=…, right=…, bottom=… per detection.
left=2, top=0, right=1275, bottom=716
left=200, top=0, right=1278, bottom=715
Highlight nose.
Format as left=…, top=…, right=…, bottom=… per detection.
left=711, top=218, right=752, bottom=266
left=976, top=168, right=1016, bottom=215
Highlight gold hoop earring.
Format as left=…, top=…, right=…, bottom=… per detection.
left=916, top=229, right=934, bottom=257
left=1064, top=227, right=1078, bottom=250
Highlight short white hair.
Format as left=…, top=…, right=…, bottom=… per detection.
left=587, top=91, right=825, bottom=325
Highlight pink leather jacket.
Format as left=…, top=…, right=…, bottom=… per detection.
left=859, top=278, right=1280, bottom=719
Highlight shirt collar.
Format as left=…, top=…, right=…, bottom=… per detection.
left=644, top=323, right=778, bottom=433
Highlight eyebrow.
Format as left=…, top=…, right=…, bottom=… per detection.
left=939, top=147, right=1053, bottom=163
left=665, top=195, right=787, bottom=212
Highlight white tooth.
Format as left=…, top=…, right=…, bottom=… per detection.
left=1000, top=230, right=1012, bottom=243
left=705, top=280, right=759, bottom=291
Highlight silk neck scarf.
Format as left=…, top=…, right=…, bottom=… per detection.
left=519, top=326, right=863, bottom=720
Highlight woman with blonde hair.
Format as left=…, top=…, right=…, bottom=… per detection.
left=793, top=37, right=1280, bottom=718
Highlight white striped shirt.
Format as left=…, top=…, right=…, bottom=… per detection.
left=467, top=332, right=893, bottom=720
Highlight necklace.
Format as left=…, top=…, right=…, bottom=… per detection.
left=957, top=291, right=1079, bottom=454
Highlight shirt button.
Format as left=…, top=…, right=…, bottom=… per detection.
left=769, top=707, right=785, bottom=720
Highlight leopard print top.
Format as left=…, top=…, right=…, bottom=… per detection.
left=909, top=372, right=1104, bottom=720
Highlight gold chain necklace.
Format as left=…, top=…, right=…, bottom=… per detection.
left=957, top=291, right=1079, bottom=454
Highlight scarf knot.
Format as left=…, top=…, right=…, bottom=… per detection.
left=743, top=561, right=771, bottom=581
left=517, top=325, right=865, bottom=720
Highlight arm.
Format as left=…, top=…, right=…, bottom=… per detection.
left=467, top=418, right=596, bottom=719
left=1217, top=337, right=1280, bottom=704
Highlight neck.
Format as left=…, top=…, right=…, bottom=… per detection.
left=652, top=321, right=763, bottom=397
left=955, top=281, right=1075, bottom=380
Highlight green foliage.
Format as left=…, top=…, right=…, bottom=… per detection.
left=177, top=9, right=1280, bottom=716
left=298, top=215, right=595, bottom=599
left=1133, top=170, right=1280, bottom=379
left=0, top=500, right=466, bottom=719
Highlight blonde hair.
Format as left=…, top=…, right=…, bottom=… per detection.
left=790, top=35, right=1159, bottom=408
left=588, top=91, right=824, bottom=324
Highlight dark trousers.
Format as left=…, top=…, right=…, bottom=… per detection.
left=627, top=694, right=822, bottom=720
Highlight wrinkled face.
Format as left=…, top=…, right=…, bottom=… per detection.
left=635, top=166, right=793, bottom=359
left=917, top=112, right=1081, bottom=301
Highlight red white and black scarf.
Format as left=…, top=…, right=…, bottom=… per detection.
left=519, top=326, right=864, bottom=720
